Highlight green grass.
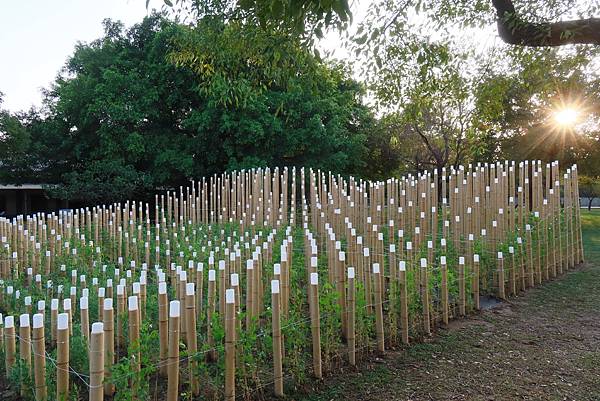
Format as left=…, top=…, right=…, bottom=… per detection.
left=581, top=209, right=600, bottom=257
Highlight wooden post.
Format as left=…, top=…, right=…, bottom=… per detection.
left=195, top=263, right=204, bottom=313
left=497, top=252, right=506, bottom=299
left=103, top=298, right=115, bottom=396
left=347, top=267, right=356, bottom=366
left=51, top=299, right=58, bottom=344
left=225, top=288, right=236, bottom=401
left=272, top=279, right=284, bottom=397
left=158, top=281, right=168, bottom=377
left=97, top=288, right=105, bottom=329
left=56, top=313, right=69, bottom=401
left=420, top=258, right=431, bottom=335
left=373, top=263, right=385, bottom=353
left=245, top=260, right=253, bottom=328
left=116, top=284, right=125, bottom=353
left=473, top=254, right=480, bottom=310
left=337, top=250, right=347, bottom=338
left=19, top=314, right=31, bottom=396
left=128, top=295, right=140, bottom=396
left=398, top=261, right=409, bottom=344
left=458, top=256, right=466, bottom=316
left=508, top=246, right=516, bottom=296
left=80, top=297, right=89, bottom=341
left=4, top=315, right=15, bottom=377
left=309, top=272, right=322, bottom=379
left=89, top=322, right=104, bottom=401
left=218, top=260, right=226, bottom=322
left=440, top=256, right=449, bottom=325
left=185, top=283, right=199, bottom=396
left=63, top=298, right=73, bottom=337
left=207, top=269, right=216, bottom=361
left=167, top=300, right=180, bottom=401
left=32, top=314, right=47, bottom=401
left=515, top=236, right=524, bottom=290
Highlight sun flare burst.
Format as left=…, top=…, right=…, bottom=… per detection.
left=554, top=108, right=579, bottom=127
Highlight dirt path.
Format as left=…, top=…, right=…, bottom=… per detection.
left=298, top=262, right=600, bottom=401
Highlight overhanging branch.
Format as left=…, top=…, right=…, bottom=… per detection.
left=491, top=0, right=600, bottom=46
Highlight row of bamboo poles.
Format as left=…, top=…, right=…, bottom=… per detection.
left=0, top=160, right=584, bottom=400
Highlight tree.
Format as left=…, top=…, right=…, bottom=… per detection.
left=0, top=93, right=34, bottom=184
left=492, top=0, right=600, bottom=46
left=5, top=14, right=373, bottom=203
left=578, top=175, right=600, bottom=210
left=375, top=68, right=476, bottom=172
left=162, top=0, right=600, bottom=48
left=472, top=47, right=600, bottom=168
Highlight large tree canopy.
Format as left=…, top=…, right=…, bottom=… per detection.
left=1, top=14, right=373, bottom=203
left=3, top=1, right=600, bottom=208
left=162, top=0, right=600, bottom=47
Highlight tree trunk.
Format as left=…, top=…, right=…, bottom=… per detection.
left=492, top=0, right=600, bottom=47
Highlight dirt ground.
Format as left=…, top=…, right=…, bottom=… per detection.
left=295, top=211, right=600, bottom=401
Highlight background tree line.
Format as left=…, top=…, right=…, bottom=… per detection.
left=1, top=0, right=600, bottom=205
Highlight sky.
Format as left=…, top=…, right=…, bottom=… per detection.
left=0, top=0, right=164, bottom=113
left=0, top=0, right=346, bottom=114
left=0, top=0, right=371, bottom=114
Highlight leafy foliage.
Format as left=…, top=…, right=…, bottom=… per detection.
left=1, top=14, right=373, bottom=203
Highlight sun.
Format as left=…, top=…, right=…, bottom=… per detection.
left=553, top=107, right=579, bottom=127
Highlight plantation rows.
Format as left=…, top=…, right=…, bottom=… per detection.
left=0, top=161, right=584, bottom=401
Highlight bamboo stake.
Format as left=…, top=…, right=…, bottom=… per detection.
left=63, top=298, right=72, bottom=336
left=508, top=246, right=516, bottom=296
left=167, top=300, right=180, bottom=401
left=497, top=252, right=506, bottom=300
left=373, top=263, right=385, bottom=353
left=420, top=258, right=431, bottom=335
left=185, top=283, right=199, bottom=396
left=19, top=313, right=31, bottom=396
left=103, top=298, right=115, bottom=396
left=51, top=298, right=58, bottom=344
left=89, top=322, right=104, bottom=401
left=56, top=313, right=69, bottom=401
left=473, top=254, right=480, bottom=310
left=80, top=297, right=89, bottom=341
left=458, top=256, right=466, bottom=316
left=116, top=284, right=125, bottom=353
left=440, top=256, right=448, bottom=325
left=207, top=269, right=217, bottom=362
left=158, top=281, right=168, bottom=377
left=32, top=313, right=47, bottom=401
left=128, top=295, right=140, bottom=397
left=272, top=280, right=284, bottom=397
left=4, top=316, right=15, bottom=377
left=347, top=267, right=356, bottom=366
left=398, top=261, right=409, bottom=344
left=225, top=288, right=236, bottom=401
left=309, top=272, right=322, bottom=379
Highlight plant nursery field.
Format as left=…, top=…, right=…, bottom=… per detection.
left=0, top=160, right=585, bottom=401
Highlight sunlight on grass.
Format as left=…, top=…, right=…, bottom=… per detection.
left=580, top=209, right=600, bottom=257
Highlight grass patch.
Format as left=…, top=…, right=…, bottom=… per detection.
left=581, top=209, right=600, bottom=256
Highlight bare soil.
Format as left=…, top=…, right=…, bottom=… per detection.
left=296, top=261, right=600, bottom=401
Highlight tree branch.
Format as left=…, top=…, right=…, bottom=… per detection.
left=491, top=0, right=600, bottom=46
left=413, top=123, right=442, bottom=165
